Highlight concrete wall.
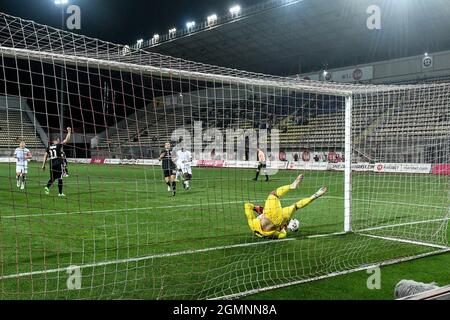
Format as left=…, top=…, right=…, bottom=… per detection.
left=298, top=49, right=450, bottom=84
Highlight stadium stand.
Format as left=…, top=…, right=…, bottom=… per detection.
left=0, top=108, right=45, bottom=150
left=92, top=85, right=449, bottom=164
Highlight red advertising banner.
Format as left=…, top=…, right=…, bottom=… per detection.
left=197, top=160, right=225, bottom=168
left=328, top=152, right=337, bottom=163
left=302, top=150, right=310, bottom=162
left=432, top=164, right=450, bottom=176
left=90, top=158, right=106, bottom=165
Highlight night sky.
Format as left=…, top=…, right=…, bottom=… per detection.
left=0, top=0, right=261, bottom=45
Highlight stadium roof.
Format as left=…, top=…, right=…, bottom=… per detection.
left=1, top=9, right=445, bottom=98
left=143, top=0, right=450, bottom=76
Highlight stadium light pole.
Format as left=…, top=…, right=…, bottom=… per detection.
left=169, top=28, right=177, bottom=39
left=229, top=5, right=241, bottom=17
left=186, top=21, right=196, bottom=32
left=207, top=14, right=218, bottom=26
left=54, top=0, right=69, bottom=140
left=152, top=34, right=160, bottom=44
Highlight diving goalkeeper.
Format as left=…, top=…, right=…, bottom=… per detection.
left=244, top=174, right=327, bottom=239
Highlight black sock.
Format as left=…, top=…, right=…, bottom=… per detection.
left=58, top=179, right=63, bottom=194
left=172, top=181, right=176, bottom=191
left=166, top=181, right=172, bottom=189
left=47, top=180, right=53, bottom=188
left=255, top=171, right=260, bottom=180
left=265, top=175, right=269, bottom=181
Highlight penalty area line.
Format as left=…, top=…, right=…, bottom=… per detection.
left=1, top=199, right=264, bottom=220
left=2, top=196, right=446, bottom=220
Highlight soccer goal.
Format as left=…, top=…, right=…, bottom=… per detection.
left=0, top=12, right=449, bottom=299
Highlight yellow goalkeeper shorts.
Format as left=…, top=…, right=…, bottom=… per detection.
left=263, top=194, right=297, bottom=227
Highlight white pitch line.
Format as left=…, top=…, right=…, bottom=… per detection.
left=0, top=238, right=297, bottom=280
left=13, top=188, right=447, bottom=210
left=2, top=195, right=325, bottom=220
left=1, top=195, right=447, bottom=220
left=357, top=233, right=449, bottom=250
left=0, top=199, right=264, bottom=220
left=327, top=195, right=448, bottom=210
left=357, top=217, right=450, bottom=233
left=305, top=231, right=347, bottom=238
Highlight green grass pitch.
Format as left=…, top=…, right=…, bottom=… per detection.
left=0, top=162, right=448, bottom=299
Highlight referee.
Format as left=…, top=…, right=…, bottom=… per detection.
left=253, top=148, right=269, bottom=182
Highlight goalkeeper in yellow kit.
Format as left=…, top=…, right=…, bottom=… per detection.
left=245, top=174, right=328, bottom=239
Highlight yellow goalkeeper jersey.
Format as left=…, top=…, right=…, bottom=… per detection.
left=244, top=204, right=286, bottom=239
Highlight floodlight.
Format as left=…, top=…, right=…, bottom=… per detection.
left=230, top=5, right=241, bottom=15
left=207, top=14, right=218, bottom=26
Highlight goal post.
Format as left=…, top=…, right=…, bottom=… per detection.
left=344, top=94, right=353, bottom=233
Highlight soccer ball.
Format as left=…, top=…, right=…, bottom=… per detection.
left=287, top=219, right=300, bottom=232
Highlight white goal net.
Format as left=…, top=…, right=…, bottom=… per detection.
left=0, top=12, right=448, bottom=299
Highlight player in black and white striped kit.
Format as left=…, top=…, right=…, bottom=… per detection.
left=159, top=142, right=177, bottom=197
left=42, top=128, right=72, bottom=197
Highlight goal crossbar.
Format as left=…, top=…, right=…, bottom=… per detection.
left=0, top=45, right=354, bottom=96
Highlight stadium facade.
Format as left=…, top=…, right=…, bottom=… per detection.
left=141, top=0, right=450, bottom=78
